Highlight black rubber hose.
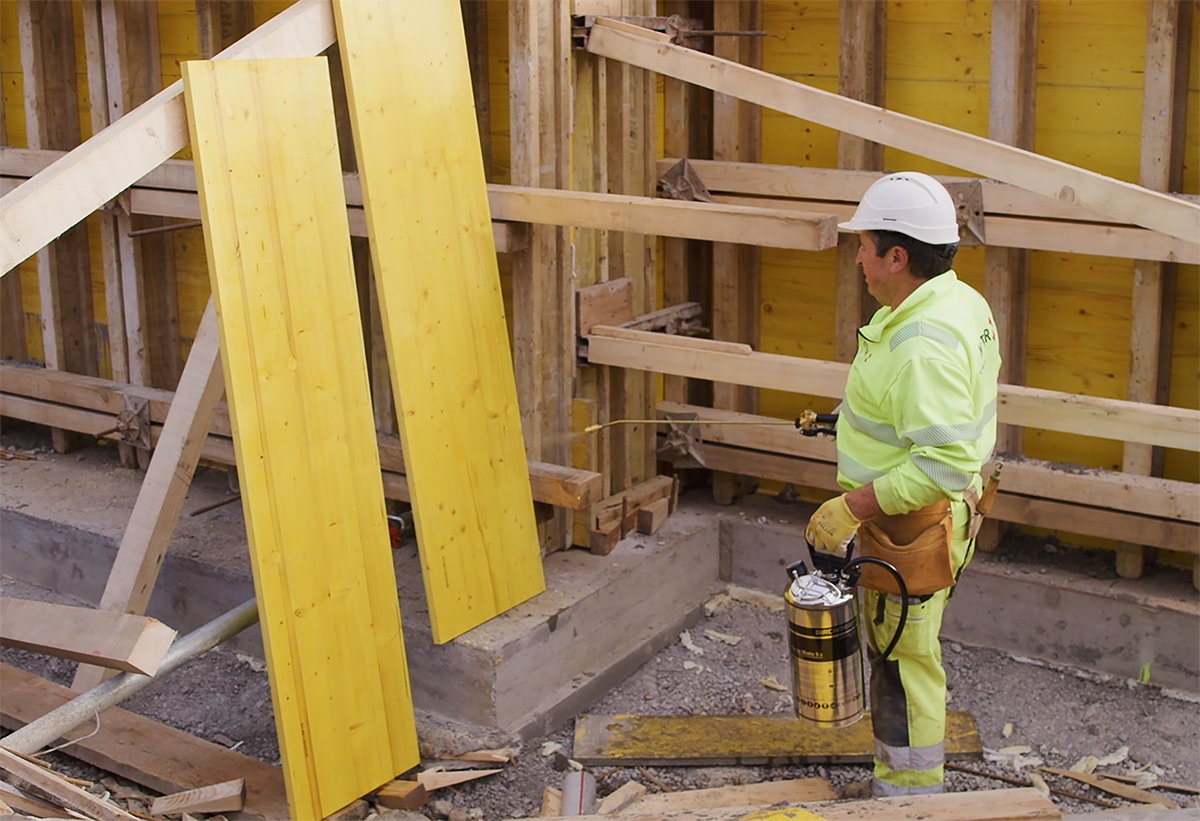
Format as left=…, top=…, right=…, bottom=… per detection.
left=842, top=556, right=909, bottom=661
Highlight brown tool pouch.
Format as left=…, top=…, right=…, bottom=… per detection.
left=856, top=499, right=955, bottom=596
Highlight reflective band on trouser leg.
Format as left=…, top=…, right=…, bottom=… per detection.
left=863, top=586, right=951, bottom=795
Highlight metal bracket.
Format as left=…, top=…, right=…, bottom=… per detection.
left=571, top=15, right=705, bottom=49
left=944, top=180, right=986, bottom=246
left=657, top=159, right=714, bottom=203
left=117, top=395, right=152, bottom=450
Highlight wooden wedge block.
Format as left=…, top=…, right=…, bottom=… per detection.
left=636, top=497, right=671, bottom=535
left=589, top=522, right=622, bottom=556
left=1, top=597, right=177, bottom=676
left=577, top=279, right=635, bottom=337
left=540, top=785, right=563, bottom=817
left=416, top=769, right=501, bottom=792
left=594, top=475, right=675, bottom=529
left=624, top=778, right=835, bottom=813
left=375, top=780, right=428, bottom=811
left=572, top=713, right=982, bottom=766
left=150, top=778, right=245, bottom=816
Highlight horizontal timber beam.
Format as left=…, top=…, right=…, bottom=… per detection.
left=4, top=149, right=837, bottom=252
left=585, top=327, right=1200, bottom=452
left=0, top=364, right=600, bottom=510
left=0, top=0, right=338, bottom=274
left=587, top=19, right=1200, bottom=243
left=658, top=402, right=1199, bottom=525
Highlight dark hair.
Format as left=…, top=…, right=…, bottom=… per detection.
left=868, top=230, right=958, bottom=280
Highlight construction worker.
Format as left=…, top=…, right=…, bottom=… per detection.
left=805, top=171, right=1001, bottom=796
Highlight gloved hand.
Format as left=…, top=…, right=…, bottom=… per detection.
left=805, top=494, right=863, bottom=557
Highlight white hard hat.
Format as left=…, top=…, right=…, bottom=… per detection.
left=838, top=172, right=961, bottom=245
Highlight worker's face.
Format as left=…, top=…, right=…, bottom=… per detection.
left=855, top=232, right=906, bottom=307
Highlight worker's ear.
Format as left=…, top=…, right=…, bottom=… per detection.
left=890, top=245, right=908, bottom=270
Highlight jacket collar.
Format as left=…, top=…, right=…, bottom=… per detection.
left=858, top=270, right=959, bottom=343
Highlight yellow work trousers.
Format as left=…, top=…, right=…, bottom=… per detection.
left=861, top=500, right=973, bottom=797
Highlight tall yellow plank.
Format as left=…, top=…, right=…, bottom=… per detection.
left=181, top=58, right=418, bottom=820
left=332, top=0, right=545, bottom=644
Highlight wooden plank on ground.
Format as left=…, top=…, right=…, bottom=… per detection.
left=0, top=747, right=136, bottom=821
left=585, top=18, right=1200, bottom=243
left=522, top=788, right=1059, bottom=821
left=625, top=778, right=836, bottom=812
left=182, top=57, right=418, bottom=820
left=72, top=301, right=224, bottom=693
left=0, top=597, right=176, bottom=676
left=149, top=778, right=245, bottom=816
left=332, top=0, right=546, bottom=643
left=0, top=663, right=288, bottom=820
left=572, top=713, right=982, bottom=766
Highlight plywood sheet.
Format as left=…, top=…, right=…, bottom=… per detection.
left=181, top=57, right=418, bottom=820
left=332, top=0, right=545, bottom=644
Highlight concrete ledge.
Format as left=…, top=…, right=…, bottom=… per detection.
left=0, top=446, right=721, bottom=739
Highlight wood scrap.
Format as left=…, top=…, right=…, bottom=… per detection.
left=149, top=778, right=245, bottom=815
left=374, top=780, right=428, bottom=811
left=511, top=786, right=1058, bottom=820
left=449, top=747, right=519, bottom=764
left=540, top=785, right=563, bottom=816
left=573, top=713, right=981, bottom=766
left=1039, top=766, right=1179, bottom=809
left=0, top=780, right=62, bottom=819
left=1086, top=771, right=1200, bottom=794
left=595, top=781, right=646, bottom=814
left=636, top=498, right=670, bottom=535
left=416, top=768, right=502, bottom=792
left=623, top=778, right=837, bottom=812
left=0, top=747, right=137, bottom=821
left=945, top=763, right=1116, bottom=808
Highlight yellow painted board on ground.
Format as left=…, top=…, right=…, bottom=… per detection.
left=181, top=58, right=419, bottom=820
left=332, top=0, right=545, bottom=644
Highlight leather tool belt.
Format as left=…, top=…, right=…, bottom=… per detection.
left=856, top=499, right=955, bottom=596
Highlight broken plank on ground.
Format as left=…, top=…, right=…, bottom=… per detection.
left=0, top=747, right=137, bottom=821
left=622, top=777, right=836, bottom=812
left=525, top=787, right=1058, bottom=821
left=1039, top=767, right=1179, bottom=809
left=0, top=663, right=288, bottom=820
left=572, top=713, right=981, bottom=766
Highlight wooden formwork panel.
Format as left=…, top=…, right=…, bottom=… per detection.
left=332, top=0, right=545, bottom=644
left=182, top=57, right=418, bottom=820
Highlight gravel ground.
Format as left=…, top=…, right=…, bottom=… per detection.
left=2, top=574, right=1197, bottom=820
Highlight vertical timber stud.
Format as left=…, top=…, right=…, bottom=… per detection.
left=18, top=0, right=97, bottom=455
left=0, top=107, right=23, bottom=362
left=1119, top=0, right=1192, bottom=580
left=835, top=0, right=886, bottom=363
left=661, top=0, right=713, bottom=409
left=978, top=0, right=1036, bottom=553
left=115, top=1, right=182, bottom=395
left=82, top=0, right=134, bottom=467
left=510, top=0, right=573, bottom=553
left=710, top=0, right=762, bottom=505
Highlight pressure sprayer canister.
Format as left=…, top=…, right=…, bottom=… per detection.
left=784, top=570, right=865, bottom=727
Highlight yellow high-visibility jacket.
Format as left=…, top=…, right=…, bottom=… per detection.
left=837, top=271, right=1001, bottom=516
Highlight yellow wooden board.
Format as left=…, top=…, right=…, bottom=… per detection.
left=332, top=0, right=545, bottom=644
left=182, top=57, right=418, bottom=820
left=572, top=712, right=982, bottom=766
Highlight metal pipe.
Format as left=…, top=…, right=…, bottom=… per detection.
left=2, top=598, right=260, bottom=755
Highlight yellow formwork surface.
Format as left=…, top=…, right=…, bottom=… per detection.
left=332, top=0, right=545, bottom=645
left=182, top=58, right=419, bottom=820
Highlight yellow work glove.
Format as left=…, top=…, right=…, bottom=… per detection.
left=805, top=494, right=863, bottom=557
